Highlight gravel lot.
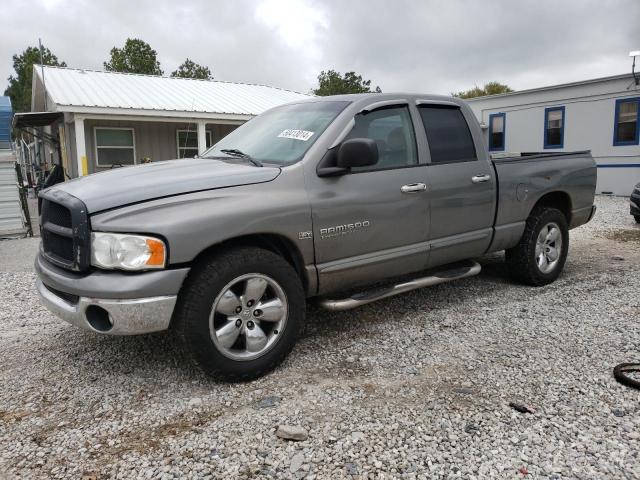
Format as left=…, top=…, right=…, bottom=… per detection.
left=1, top=195, right=639, bottom=479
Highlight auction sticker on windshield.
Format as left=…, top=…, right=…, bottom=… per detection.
left=278, top=129, right=314, bottom=141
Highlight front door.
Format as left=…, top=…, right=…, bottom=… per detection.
left=308, top=104, right=430, bottom=294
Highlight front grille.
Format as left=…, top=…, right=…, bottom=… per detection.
left=40, top=190, right=90, bottom=272
left=47, top=201, right=72, bottom=228
left=45, top=231, right=74, bottom=260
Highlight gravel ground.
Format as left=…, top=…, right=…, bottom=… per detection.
left=1, top=195, right=639, bottom=479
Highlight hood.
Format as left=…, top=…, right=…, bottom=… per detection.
left=48, top=158, right=281, bottom=213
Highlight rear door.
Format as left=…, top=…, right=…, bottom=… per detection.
left=307, top=102, right=431, bottom=294
left=416, top=102, right=496, bottom=267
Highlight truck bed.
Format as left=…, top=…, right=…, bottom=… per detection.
left=487, top=150, right=597, bottom=252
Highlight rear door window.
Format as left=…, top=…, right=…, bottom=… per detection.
left=418, top=105, right=477, bottom=163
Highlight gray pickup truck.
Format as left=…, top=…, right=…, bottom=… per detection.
left=35, top=93, right=597, bottom=380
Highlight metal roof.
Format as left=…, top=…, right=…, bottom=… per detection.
left=465, top=72, right=634, bottom=102
left=33, top=65, right=311, bottom=118
left=13, top=111, right=63, bottom=128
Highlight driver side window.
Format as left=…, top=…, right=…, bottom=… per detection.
left=346, top=106, right=418, bottom=172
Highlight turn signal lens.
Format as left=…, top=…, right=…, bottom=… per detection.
left=146, top=238, right=166, bottom=266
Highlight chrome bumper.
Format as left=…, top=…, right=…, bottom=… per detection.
left=36, top=279, right=176, bottom=335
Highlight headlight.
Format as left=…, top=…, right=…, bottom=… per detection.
left=91, top=232, right=166, bottom=271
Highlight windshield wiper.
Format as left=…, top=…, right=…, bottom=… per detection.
left=220, top=148, right=263, bottom=167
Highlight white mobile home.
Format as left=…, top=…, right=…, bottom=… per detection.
left=466, top=74, right=640, bottom=195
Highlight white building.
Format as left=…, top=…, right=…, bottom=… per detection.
left=15, top=66, right=310, bottom=180
left=466, top=73, right=640, bottom=195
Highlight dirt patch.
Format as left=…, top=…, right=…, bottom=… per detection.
left=104, top=409, right=224, bottom=456
left=0, top=409, right=31, bottom=423
left=604, top=229, right=640, bottom=243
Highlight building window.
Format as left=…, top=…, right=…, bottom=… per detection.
left=488, top=113, right=505, bottom=151
left=613, top=98, right=640, bottom=146
left=418, top=105, right=477, bottom=163
left=544, top=106, right=565, bottom=149
left=95, top=128, right=135, bottom=166
left=177, top=130, right=212, bottom=158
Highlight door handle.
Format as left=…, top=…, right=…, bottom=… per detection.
left=401, top=183, right=427, bottom=193
left=471, top=174, right=491, bottom=183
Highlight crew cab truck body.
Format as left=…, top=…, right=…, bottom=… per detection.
left=35, top=93, right=597, bottom=380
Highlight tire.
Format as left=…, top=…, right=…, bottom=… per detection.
left=173, top=247, right=305, bottom=381
left=505, top=207, right=569, bottom=286
left=613, top=363, right=640, bottom=390
left=634, top=215, right=640, bottom=224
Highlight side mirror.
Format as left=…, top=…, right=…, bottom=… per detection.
left=337, top=138, right=378, bottom=169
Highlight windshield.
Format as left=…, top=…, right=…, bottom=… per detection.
left=203, top=100, right=349, bottom=165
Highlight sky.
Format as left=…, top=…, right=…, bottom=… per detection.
left=1, top=0, right=639, bottom=96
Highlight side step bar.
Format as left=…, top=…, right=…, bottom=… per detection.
left=318, top=260, right=481, bottom=311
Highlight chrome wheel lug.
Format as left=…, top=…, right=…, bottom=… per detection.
left=253, top=309, right=262, bottom=317
left=235, top=319, right=242, bottom=328
left=246, top=320, right=255, bottom=330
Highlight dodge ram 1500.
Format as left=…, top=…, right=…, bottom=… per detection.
left=35, top=93, right=597, bottom=380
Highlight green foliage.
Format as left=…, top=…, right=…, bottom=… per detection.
left=103, top=38, right=163, bottom=75
left=312, top=70, right=382, bottom=96
left=3, top=45, right=66, bottom=112
left=452, top=81, right=513, bottom=99
left=171, top=59, right=213, bottom=80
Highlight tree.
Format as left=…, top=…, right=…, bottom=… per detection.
left=4, top=45, right=66, bottom=112
left=171, top=59, right=213, bottom=80
left=452, top=81, right=513, bottom=99
left=312, top=70, right=382, bottom=96
left=103, top=38, right=163, bottom=75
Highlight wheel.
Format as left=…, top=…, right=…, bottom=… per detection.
left=173, top=247, right=305, bottom=381
left=505, top=207, right=569, bottom=286
left=634, top=215, right=640, bottom=224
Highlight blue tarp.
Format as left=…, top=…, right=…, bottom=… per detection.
left=0, top=96, right=12, bottom=148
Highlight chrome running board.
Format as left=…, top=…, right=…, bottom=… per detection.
left=318, top=260, right=481, bottom=311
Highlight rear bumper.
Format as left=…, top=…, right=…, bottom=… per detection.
left=37, top=279, right=176, bottom=335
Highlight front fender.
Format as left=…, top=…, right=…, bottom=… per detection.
left=90, top=169, right=314, bottom=267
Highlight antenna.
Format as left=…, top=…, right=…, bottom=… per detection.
left=630, top=50, right=640, bottom=86
left=38, top=38, right=47, bottom=111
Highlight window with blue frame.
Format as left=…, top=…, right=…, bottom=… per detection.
left=544, top=106, right=565, bottom=149
left=613, top=97, right=640, bottom=146
left=488, top=113, right=505, bottom=151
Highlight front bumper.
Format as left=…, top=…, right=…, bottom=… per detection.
left=37, top=279, right=176, bottom=335
left=35, top=253, right=189, bottom=335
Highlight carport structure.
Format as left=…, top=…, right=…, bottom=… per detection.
left=16, top=65, right=310, bottom=178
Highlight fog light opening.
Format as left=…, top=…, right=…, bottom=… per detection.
left=85, top=305, right=114, bottom=332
